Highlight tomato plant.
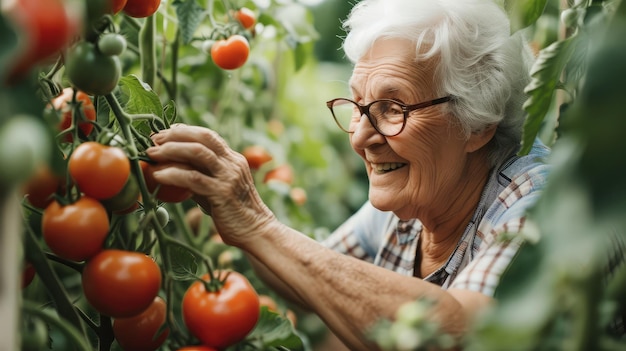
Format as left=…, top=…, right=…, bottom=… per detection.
left=210, top=35, right=250, bottom=70
left=82, top=250, right=162, bottom=318
left=42, top=197, right=110, bottom=262
left=176, top=347, right=218, bottom=351
left=65, top=41, right=122, bottom=96
left=182, top=271, right=260, bottom=349
left=235, top=7, right=256, bottom=30
left=113, top=296, right=170, bottom=351
left=48, top=87, right=96, bottom=142
left=69, top=142, right=131, bottom=200
left=140, top=161, right=193, bottom=203
left=242, top=145, right=273, bottom=170
left=123, top=0, right=161, bottom=18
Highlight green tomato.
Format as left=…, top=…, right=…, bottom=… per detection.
left=98, top=33, right=127, bottom=56
left=0, top=115, right=51, bottom=186
left=155, top=206, right=169, bottom=227
left=101, top=174, right=140, bottom=213
left=65, top=41, right=121, bottom=96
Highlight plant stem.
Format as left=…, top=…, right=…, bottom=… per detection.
left=22, top=300, right=93, bottom=351
left=140, top=15, right=157, bottom=89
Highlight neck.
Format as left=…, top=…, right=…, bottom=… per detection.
left=416, top=150, right=492, bottom=277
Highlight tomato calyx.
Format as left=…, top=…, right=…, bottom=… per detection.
left=198, top=267, right=231, bottom=293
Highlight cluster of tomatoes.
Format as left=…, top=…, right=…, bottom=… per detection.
left=204, top=7, right=257, bottom=70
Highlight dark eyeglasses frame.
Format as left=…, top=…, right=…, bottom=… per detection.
left=326, top=95, right=453, bottom=137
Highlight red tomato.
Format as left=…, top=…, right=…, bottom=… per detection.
left=23, top=164, right=64, bottom=209
left=235, top=7, right=256, bottom=29
left=123, top=0, right=161, bottom=18
left=113, top=296, right=169, bottom=351
left=210, top=35, right=250, bottom=70
left=42, top=197, right=110, bottom=262
left=82, top=250, right=162, bottom=318
left=48, top=88, right=96, bottom=142
left=69, top=142, right=131, bottom=200
left=140, top=161, right=193, bottom=203
left=182, top=271, right=260, bottom=349
left=263, top=164, right=294, bottom=185
left=110, top=0, right=128, bottom=14
left=242, top=145, right=272, bottom=170
left=4, top=0, right=77, bottom=82
left=176, top=347, right=218, bottom=351
left=22, top=262, right=36, bottom=289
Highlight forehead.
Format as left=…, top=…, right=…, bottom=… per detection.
left=349, top=38, right=426, bottom=95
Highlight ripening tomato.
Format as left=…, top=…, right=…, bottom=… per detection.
left=242, top=145, right=272, bottom=170
left=235, top=7, right=256, bottom=30
left=69, top=142, right=131, bottom=200
left=258, top=294, right=278, bottom=313
left=82, top=250, right=162, bottom=318
left=42, top=197, right=110, bottom=262
left=23, top=164, right=64, bottom=209
left=263, top=164, right=294, bottom=185
left=289, top=187, right=307, bottom=206
left=140, top=161, right=192, bottom=203
left=182, top=271, right=260, bottom=349
left=123, top=0, right=161, bottom=18
left=4, top=0, right=77, bottom=83
left=210, top=35, right=250, bottom=70
left=113, top=296, right=169, bottom=351
left=48, top=88, right=96, bottom=142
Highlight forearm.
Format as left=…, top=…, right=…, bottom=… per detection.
left=240, top=221, right=476, bottom=350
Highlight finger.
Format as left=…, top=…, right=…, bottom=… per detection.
left=152, top=125, right=230, bottom=156
left=146, top=141, right=225, bottom=176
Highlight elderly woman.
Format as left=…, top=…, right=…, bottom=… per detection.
left=146, top=0, right=550, bottom=349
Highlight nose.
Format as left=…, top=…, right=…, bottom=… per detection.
left=349, top=112, right=386, bottom=148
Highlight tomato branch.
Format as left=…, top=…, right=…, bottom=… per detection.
left=23, top=223, right=88, bottom=340
left=22, top=300, right=92, bottom=351
left=44, top=252, right=84, bottom=273
left=140, top=15, right=157, bottom=89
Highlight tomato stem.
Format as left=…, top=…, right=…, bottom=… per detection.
left=140, top=15, right=157, bottom=89
left=22, top=300, right=92, bottom=351
left=44, top=252, right=84, bottom=273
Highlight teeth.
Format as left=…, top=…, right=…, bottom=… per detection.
left=372, top=162, right=406, bottom=173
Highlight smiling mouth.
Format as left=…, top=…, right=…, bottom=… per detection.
left=372, top=162, right=407, bottom=174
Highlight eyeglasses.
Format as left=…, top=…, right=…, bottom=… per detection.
left=326, top=96, right=452, bottom=137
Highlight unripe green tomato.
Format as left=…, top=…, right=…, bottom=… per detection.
left=65, top=41, right=121, bottom=96
left=155, top=206, right=169, bottom=227
left=98, top=33, right=127, bottom=56
left=101, top=174, right=140, bottom=213
left=0, top=115, right=51, bottom=186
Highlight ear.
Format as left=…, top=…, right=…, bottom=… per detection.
left=465, top=124, right=497, bottom=153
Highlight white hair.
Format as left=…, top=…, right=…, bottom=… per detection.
left=342, top=0, right=534, bottom=166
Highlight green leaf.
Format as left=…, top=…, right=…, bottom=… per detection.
left=167, top=243, right=200, bottom=281
left=117, top=75, right=164, bottom=117
left=245, top=308, right=305, bottom=350
left=173, top=0, right=206, bottom=44
left=520, top=36, right=579, bottom=155
left=504, top=0, right=549, bottom=33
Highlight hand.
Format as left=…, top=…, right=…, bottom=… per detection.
left=146, top=124, right=275, bottom=247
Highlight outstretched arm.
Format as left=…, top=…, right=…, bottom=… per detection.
left=146, top=124, right=492, bottom=350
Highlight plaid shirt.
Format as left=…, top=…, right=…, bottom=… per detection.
left=322, top=139, right=551, bottom=296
